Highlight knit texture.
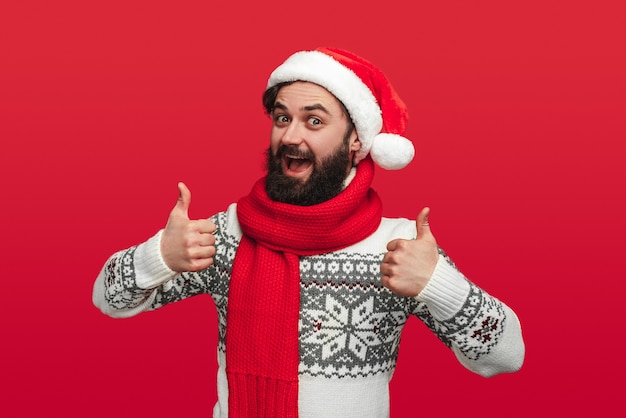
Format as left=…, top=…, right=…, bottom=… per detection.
left=226, top=157, right=383, bottom=417
left=94, top=206, right=525, bottom=416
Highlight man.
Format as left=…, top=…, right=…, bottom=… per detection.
left=93, top=47, right=525, bottom=418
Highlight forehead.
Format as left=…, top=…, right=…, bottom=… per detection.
left=275, top=81, right=343, bottom=111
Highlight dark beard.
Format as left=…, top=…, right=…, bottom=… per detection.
left=265, top=138, right=352, bottom=206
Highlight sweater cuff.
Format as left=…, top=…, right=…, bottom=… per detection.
left=415, top=254, right=471, bottom=321
left=134, top=230, right=178, bottom=289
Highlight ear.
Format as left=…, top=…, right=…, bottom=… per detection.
left=349, top=134, right=361, bottom=152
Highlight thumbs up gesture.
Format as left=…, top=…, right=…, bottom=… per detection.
left=160, top=182, right=217, bottom=272
left=381, top=207, right=439, bottom=297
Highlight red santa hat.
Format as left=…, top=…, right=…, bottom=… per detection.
left=266, top=47, right=414, bottom=170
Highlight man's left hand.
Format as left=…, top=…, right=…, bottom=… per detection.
left=381, top=207, right=439, bottom=297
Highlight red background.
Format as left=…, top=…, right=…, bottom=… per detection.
left=1, top=1, right=624, bottom=416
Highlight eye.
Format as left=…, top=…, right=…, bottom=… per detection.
left=308, top=116, right=322, bottom=126
left=274, top=114, right=289, bottom=125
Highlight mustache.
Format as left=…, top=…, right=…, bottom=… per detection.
left=275, top=145, right=315, bottom=160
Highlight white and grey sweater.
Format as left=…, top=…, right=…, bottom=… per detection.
left=93, top=203, right=525, bottom=418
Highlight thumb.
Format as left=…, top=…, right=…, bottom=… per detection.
left=173, top=182, right=191, bottom=219
left=415, top=207, right=432, bottom=239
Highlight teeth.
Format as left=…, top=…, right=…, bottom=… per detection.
left=285, top=155, right=310, bottom=171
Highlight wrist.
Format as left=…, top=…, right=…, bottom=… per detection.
left=135, top=230, right=178, bottom=289
left=415, top=253, right=470, bottom=320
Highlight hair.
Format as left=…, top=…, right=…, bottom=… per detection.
left=263, top=82, right=292, bottom=115
left=262, top=82, right=355, bottom=133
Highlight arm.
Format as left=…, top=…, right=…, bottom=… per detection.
left=381, top=208, right=525, bottom=376
left=93, top=182, right=217, bottom=318
left=93, top=231, right=176, bottom=318
left=412, top=250, right=525, bottom=377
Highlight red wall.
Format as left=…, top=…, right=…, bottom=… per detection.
left=1, top=1, right=624, bottom=416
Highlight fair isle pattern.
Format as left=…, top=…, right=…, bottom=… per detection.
left=299, top=253, right=411, bottom=378
left=208, top=211, right=238, bottom=354
left=298, top=251, right=508, bottom=377
left=430, top=249, right=506, bottom=360
left=101, top=211, right=235, bottom=354
left=102, top=210, right=508, bottom=374
left=103, top=247, right=147, bottom=309
left=429, top=282, right=506, bottom=360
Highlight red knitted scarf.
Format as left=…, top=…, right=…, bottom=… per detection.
left=226, top=157, right=382, bottom=417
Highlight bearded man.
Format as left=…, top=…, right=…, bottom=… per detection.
left=93, top=47, right=525, bottom=418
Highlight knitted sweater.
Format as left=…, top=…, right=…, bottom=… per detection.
left=93, top=203, right=525, bottom=418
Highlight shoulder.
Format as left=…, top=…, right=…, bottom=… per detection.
left=211, top=203, right=243, bottom=241
left=375, top=217, right=417, bottom=240
left=342, top=217, right=416, bottom=254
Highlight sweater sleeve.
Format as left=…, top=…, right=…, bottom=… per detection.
left=412, top=250, right=525, bottom=377
left=92, top=229, right=216, bottom=319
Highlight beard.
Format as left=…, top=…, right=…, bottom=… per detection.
left=265, top=137, right=353, bottom=206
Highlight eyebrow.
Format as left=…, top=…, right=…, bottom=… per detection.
left=302, top=104, right=330, bottom=114
left=272, top=101, right=330, bottom=114
left=273, top=102, right=287, bottom=112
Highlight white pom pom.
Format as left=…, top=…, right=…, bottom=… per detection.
left=370, top=133, right=415, bottom=170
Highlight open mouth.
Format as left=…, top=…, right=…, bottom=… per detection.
left=283, top=154, right=313, bottom=175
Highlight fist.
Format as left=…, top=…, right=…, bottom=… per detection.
left=381, top=207, right=439, bottom=297
left=161, top=182, right=217, bottom=272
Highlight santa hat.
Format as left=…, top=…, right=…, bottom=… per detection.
left=266, top=47, right=414, bottom=170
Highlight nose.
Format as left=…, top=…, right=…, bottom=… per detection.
left=281, top=121, right=305, bottom=146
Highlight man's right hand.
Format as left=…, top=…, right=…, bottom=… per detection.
left=161, top=182, right=217, bottom=272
